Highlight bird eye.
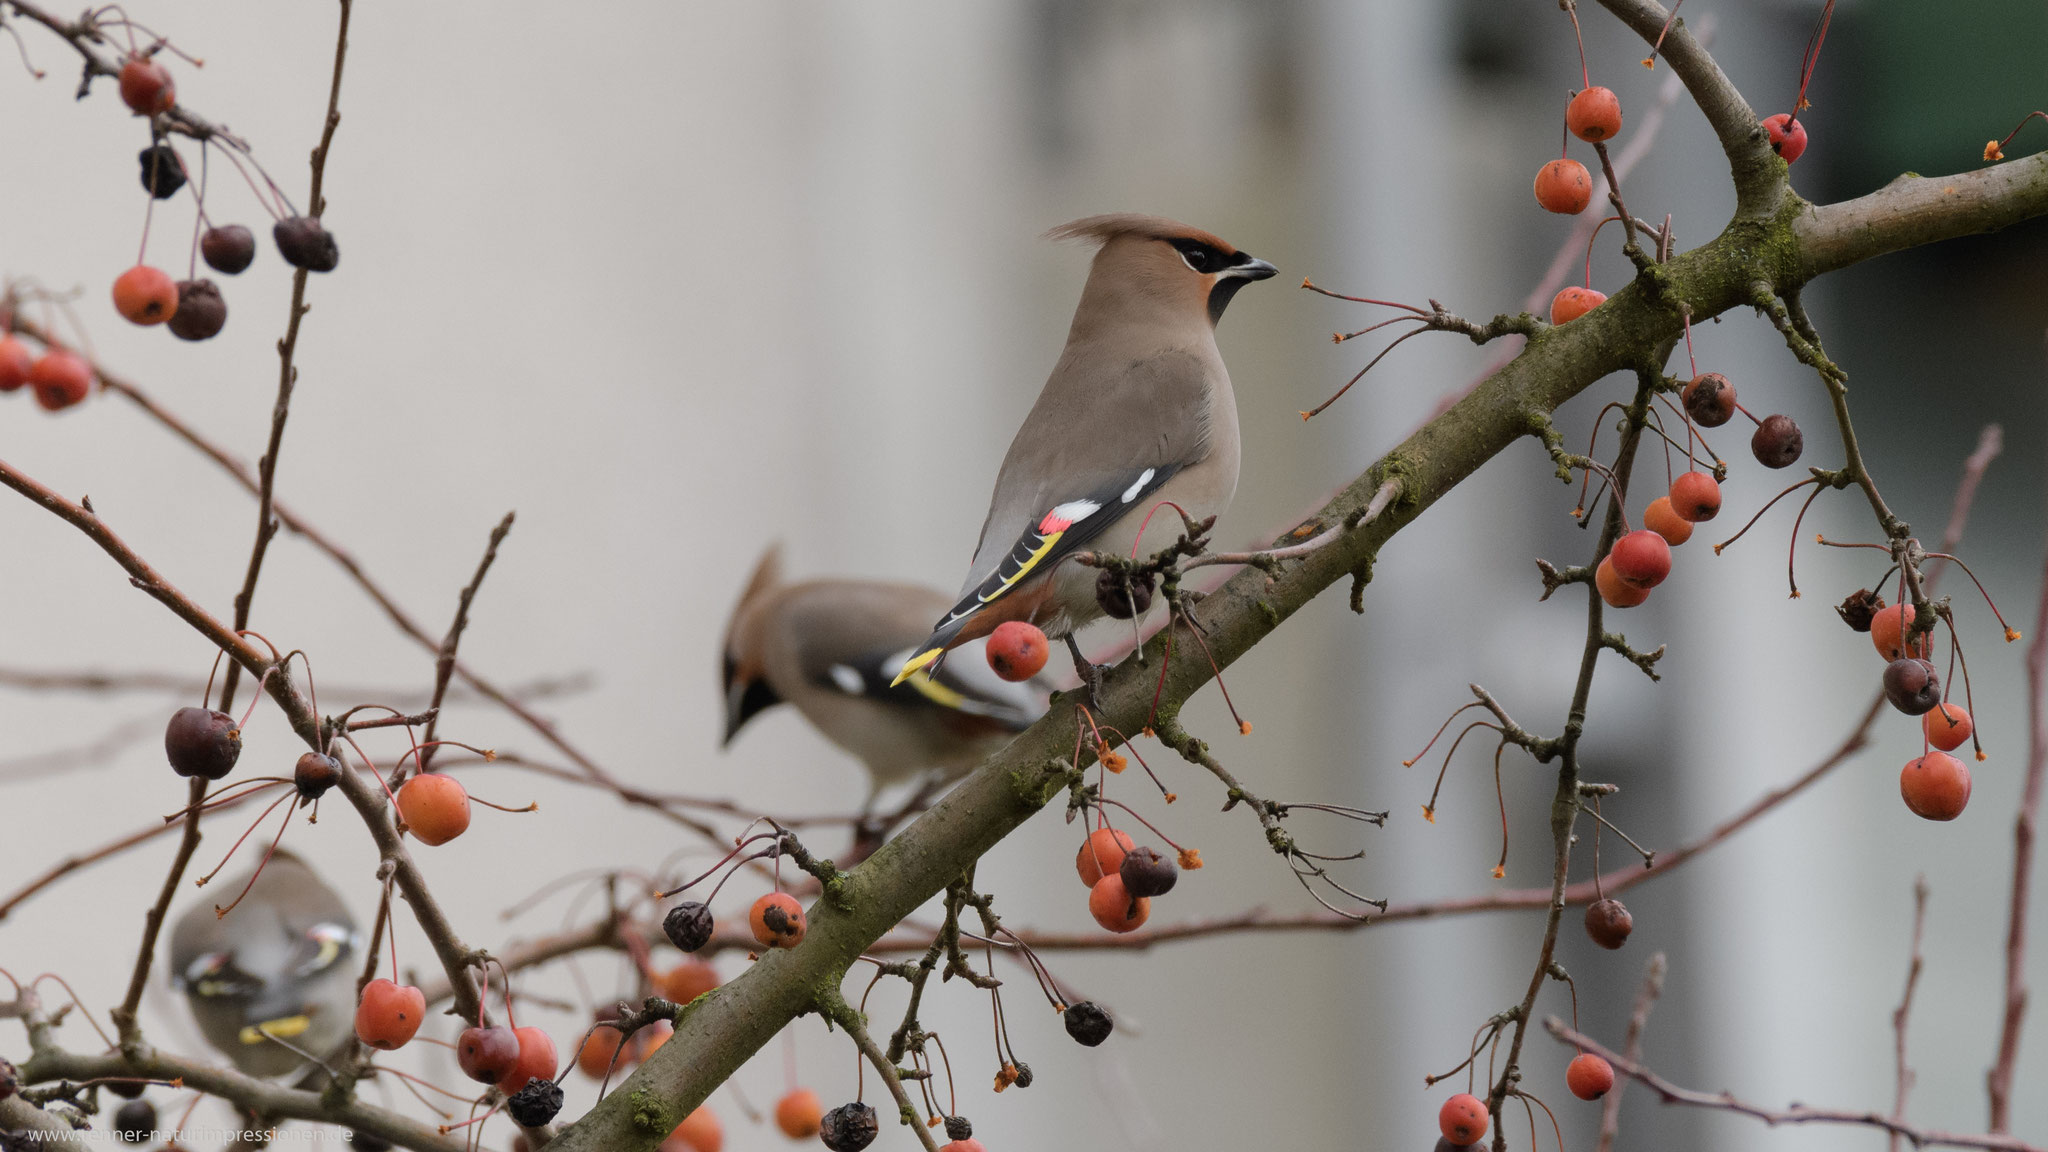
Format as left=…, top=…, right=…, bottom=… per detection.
left=1173, top=240, right=1224, bottom=275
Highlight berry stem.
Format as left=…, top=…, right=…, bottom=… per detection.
left=1565, top=0, right=1591, bottom=90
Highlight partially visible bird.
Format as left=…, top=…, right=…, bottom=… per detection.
left=892, top=214, right=1275, bottom=686
left=169, top=849, right=361, bottom=1078
left=722, top=545, right=1046, bottom=818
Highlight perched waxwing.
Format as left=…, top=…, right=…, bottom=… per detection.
left=722, top=546, right=1046, bottom=812
left=168, top=849, right=361, bottom=1078
left=893, top=214, right=1275, bottom=685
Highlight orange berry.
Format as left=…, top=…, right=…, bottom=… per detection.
left=631, top=1020, right=673, bottom=1062
left=1609, top=529, right=1672, bottom=590
left=1923, top=703, right=1973, bottom=752
left=118, top=56, right=175, bottom=115
left=353, top=978, right=425, bottom=1050
left=1549, top=286, right=1606, bottom=325
left=576, top=1021, right=626, bottom=1079
left=395, top=771, right=471, bottom=845
left=1533, top=158, right=1592, bottom=214
left=0, top=336, right=32, bottom=392
left=1667, top=471, right=1721, bottom=522
left=940, top=1142, right=987, bottom=1152
left=663, top=1105, right=723, bottom=1152
left=1074, top=827, right=1135, bottom=888
left=775, top=1088, right=823, bottom=1138
left=1088, top=873, right=1149, bottom=933
left=1900, top=752, right=1971, bottom=821
left=1595, top=557, right=1648, bottom=609
left=1438, top=1093, right=1490, bottom=1145
left=497, top=1026, right=557, bottom=1095
left=1566, top=1053, right=1615, bottom=1100
left=111, top=265, right=178, bottom=326
left=28, top=350, right=93, bottom=411
left=1566, top=86, right=1623, bottom=142
left=986, top=621, right=1049, bottom=682
left=1762, top=113, right=1808, bottom=162
left=749, top=891, right=806, bottom=949
left=1643, top=497, right=1693, bottom=546
left=1870, top=604, right=1931, bottom=661
left=658, top=959, right=720, bottom=1004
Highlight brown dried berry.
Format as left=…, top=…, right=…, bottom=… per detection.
left=167, top=279, right=227, bottom=341
left=201, top=225, right=258, bottom=275
left=1094, top=568, right=1155, bottom=620
left=138, top=144, right=186, bottom=199
left=663, top=901, right=714, bottom=953
left=165, top=706, right=241, bottom=779
left=506, top=1079, right=564, bottom=1127
left=294, top=752, right=341, bottom=801
left=1064, top=1000, right=1113, bottom=1046
left=944, top=1116, right=973, bottom=1141
left=1681, top=373, right=1736, bottom=427
left=819, top=1102, right=879, bottom=1152
left=1751, top=414, right=1804, bottom=469
left=1883, top=658, right=1942, bottom=716
left=1118, top=845, right=1178, bottom=898
left=1836, top=588, right=1885, bottom=633
left=273, top=216, right=339, bottom=272
left=1584, top=898, right=1633, bottom=950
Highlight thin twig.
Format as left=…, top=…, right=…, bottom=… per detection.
left=1989, top=530, right=2048, bottom=1131
left=1891, top=876, right=1929, bottom=1152
left=1595, top=952, right=1666, bottom=1152
left=420, top=512, right=515, bottom=769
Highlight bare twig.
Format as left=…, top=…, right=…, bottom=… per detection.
left=419, top=512, right=514, bottom=769
left=1892, top=877, right=1929, bottom=1152
left=1595, top=952, right=1666, bottom=1152
left=1989, top=530, right=2048, bottom=1131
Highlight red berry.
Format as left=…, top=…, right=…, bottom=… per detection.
left=1566, top=1053, right=1615, bottom=1100
left=1550, top=286, right=1606, bottom=325
left=1751, top=414, right=1804, bottom=469
left=749, top=892, right=806, bottom=949
left=940, top=1142, right=986, bottom=1152
left=1901, top=752, right=1971, bottom=821
left=775, top=1089, right=823, bottom=1138
left=658, top=958, right=720, bottom=1004
left=1609, top=530, right=1672, bottom=590
left=663, top=1106, right=723, bottom=1152
left=395, top=772, right=471, bottom=845
left=354, top=978, right=425, bottom=1050
left=1643, top=497, right=1693, bottom=546
left=1923, top=704, right=1973, bottom=752
left=118, top=56, right=175, bottom=116
left=1566, top=86, right=1623, bottom=142
left=497, top=1026, right=557, bottom=1095
left=1594, top=557, right=1648, bottom=609
left=1584, top=897, right=1633, bottom=949
left=1075, top=826, right=1136, bottom=888
left=457, top=1024, right=521, bottom=1083
left=112, top=265, right=179, bottom=326
left=28, top=350, right=93, bottom=411
left=986, top=621, right=1049, bottom=682
left=1088, top=873, right=1150, bottom=933
left=1763, top=113, right=1809, bottom=162
left=1438, top=1093, right=1490, bottom=1146
left=0, top=336, right=32, bottom=392
left=1533, top=158, right=1593, bottom=214
left=1667, top=472, right=1721, bottom=522
left=1870, top=604, right=1931, bottom=661
left=1681, top=373, right=1736, bottom=427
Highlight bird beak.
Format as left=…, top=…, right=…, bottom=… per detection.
left=1223, top=256, right=1278, bottom=282
left=723, top=675, right=781, bottom=747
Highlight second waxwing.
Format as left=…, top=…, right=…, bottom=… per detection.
left=893, top=213, right=1275, bottom=684
left=168, top=849, right=361, bottom=1078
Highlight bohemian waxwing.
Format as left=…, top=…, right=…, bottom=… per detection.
left=168, top=849, right=361, bottom=1078
left=893, top=214, right=1275, bottom=684
left=722, top=545, right=1046, bottom=812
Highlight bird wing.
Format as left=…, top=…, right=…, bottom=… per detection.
left=890, top=463, right=1180, bottom=684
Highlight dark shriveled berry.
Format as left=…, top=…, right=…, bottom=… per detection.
left=165, top=706, right=241, bottom=780
left=105, top=1077, right=146, bottom=1100
left=167, top=279, right=227, bottom=341
left=819, top=1101, right=879, bottom=1152
left=1752, top=414, right=1804, bottom=469
left=944, top=1116, right=973, bottom=1141
left=1681, top=373, right=1736, bottom=427
left=1064, top=1000, right=1113, bottom=1046
left=201, top=225, right=257, bottom=274
left=274, top=216, right=339, bottom=272
left=506, top=1079, right=564, bottom=1128
left=1011, top=1061, right=1033, bottom=1088
left=1118, top=845, right=1178, bottom=898
left=114, top=1099, right=157, bottom=1142
left=1094, top=568, right=1155, bottom=620
left=138, top=144, right=186, bottom=198
left=1837, top=588, right=1885, bottom=633
left=1584, top=898, right=1633, bottom=950
left=1883, top=658, right=1942, bottom=716
left=663, top=901, right=714, bottom=952
left=294, top=752, right=342, bottom=800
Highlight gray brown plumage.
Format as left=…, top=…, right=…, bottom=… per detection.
left=722, top=546, right=1045, bottom=806
left=894, top=214, right=1275, bottom=682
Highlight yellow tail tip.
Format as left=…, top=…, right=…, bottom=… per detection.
left=889, top=647, right=943, bottom=687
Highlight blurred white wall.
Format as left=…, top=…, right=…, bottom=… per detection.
left=1, top=2, right=2042, bottom=1150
